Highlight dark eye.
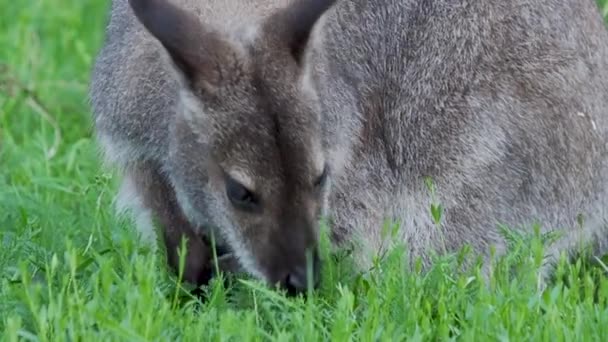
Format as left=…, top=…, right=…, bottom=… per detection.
left=314, top=164, right=329, bottom=188
left=226, top=176, right=259, bottom=211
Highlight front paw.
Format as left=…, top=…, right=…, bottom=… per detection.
left=207, top=252, right=243, bottom=275
left=170, top=236, right=214, bottom=286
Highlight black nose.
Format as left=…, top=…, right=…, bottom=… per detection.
left=283, top=253, right=321, bottom=296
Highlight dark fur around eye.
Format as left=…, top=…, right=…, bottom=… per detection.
left=226, top=176, right=260, bottom=212
left=314, top=164, right=329, bottom=188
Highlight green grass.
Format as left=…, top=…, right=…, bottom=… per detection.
left=1, top=0, right=608, bottom=340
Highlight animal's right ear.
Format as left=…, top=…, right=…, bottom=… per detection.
left=264, top=0, right=337, bottom=65
left=128, top=0, right=233, bottom=91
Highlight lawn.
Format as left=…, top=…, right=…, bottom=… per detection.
left=2, top=0, right=608, bottom=340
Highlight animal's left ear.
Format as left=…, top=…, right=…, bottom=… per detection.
left=264, top=0, right=337, bottom=64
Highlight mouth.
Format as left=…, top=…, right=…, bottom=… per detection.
left=200, top=235, right=321, bottom=295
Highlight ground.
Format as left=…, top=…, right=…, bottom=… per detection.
left=1, top=1, right=608, bottom=340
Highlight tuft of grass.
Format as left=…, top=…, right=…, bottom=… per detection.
left=1, top=0, right=608, bottom=340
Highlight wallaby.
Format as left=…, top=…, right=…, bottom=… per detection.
left=90, top=0, right=608, bottom=294
left=89, top=0, right=304, bottom=291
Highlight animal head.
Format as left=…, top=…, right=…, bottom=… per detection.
left=128, top=0, right=336, bottom=294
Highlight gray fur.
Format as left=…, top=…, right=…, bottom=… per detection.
left=306, top=0, right=608, bottom=273
left=90, top=0, right=291, bottom=168
left=90, top=0, right=608, bottom=288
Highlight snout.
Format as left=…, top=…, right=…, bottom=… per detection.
left=279, top=249, right=322, bottom=296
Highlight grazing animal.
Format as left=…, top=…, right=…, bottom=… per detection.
left=90, top=0, right=608, bottom=293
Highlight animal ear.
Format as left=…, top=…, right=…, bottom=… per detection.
left=266, top=0, right=337, bottom=64
left=128, top=0, right=233, bottom=90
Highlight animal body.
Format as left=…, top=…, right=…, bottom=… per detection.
left=90, top=0, right=608, bottom=293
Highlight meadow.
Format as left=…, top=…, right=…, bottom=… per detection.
left=2, top=0, right=608, bottom=340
